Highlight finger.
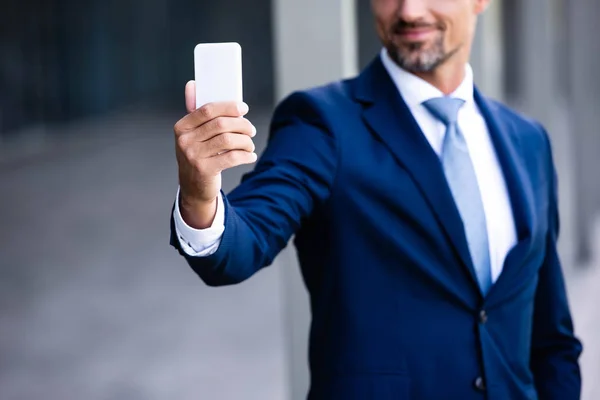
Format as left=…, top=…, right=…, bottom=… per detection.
left=193, top=116, right=255, bottom=142
left=199, top=132, right=256, bottom=158
left=185, top=81, right=196, bottom=113
left=191, top=101, right=249, bottom=129
left=175, top=101, right=249, bottom=133
left=207, top=150, right=258, bottom=174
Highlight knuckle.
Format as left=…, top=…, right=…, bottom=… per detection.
left=176, top=134, right=188, bottom=149
left=220, top=133, right=234, bottom=148
left=198, top=104, right=213, bottom=119
left=183, top=147, right=196, bottom=163
left=191, top=157, right=205, bottom=172
left=173, top=120, right=184, bottom=134
left=224, top=150, right=240, bottom=165
left=213, top=117, right=227, bottom=131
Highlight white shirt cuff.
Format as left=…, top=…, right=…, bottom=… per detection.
left=173, top=188, right=225, bottom=256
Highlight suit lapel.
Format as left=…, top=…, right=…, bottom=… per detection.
left=474, top=91, right=534, bottom=243
left=475, top=92, right=537, bottom=296
left=353, top=57, right=480, bottom=290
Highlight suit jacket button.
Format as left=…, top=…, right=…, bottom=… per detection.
left=474, top=376, right=486, bottom=391
left=479, top=310, right=488, bottom=324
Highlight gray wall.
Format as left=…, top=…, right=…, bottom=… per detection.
left=357, top=0, right=381, bottom=70
left=566, top=0, right=600, bottom=262
left=0, top=0, right=274, bottom=134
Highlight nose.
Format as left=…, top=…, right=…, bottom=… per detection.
left=398, top=0, right=428, bottom=21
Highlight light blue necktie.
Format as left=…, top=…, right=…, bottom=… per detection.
left=423, top=97, right=492, bottom=295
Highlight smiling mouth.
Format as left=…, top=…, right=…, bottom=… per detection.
left=395, top=27, right=437, bottom=41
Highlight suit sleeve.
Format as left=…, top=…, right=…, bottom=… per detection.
left=170, top=91, right=338, bottom=286
left=530, top=129, right=583, bottom=399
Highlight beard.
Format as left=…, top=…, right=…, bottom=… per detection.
left=385, top=20, right=458, bottom=73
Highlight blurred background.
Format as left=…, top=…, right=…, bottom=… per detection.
left=0, top=0, right=598, bottom=399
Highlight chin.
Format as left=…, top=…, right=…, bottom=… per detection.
left=391, top=50, right=442, bottom=73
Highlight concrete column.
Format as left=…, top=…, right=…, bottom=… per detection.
left=508, top=0, right=578, bottom=268
left=470, top=0, right=505, bottom=102
left=272, top=0, right=357, bottom=101
left=566, top=0, right=600, bottom=264
left=512, top=0, right=557, bottom=123
left=271, top=1, right=358, bottom=399
left=594, top=1, right=600, bottom=233
left=356, top=0, right=382, bottom=70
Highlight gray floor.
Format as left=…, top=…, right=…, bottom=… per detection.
left=0, top=109, right=287, bottom=400
left=0, top=109, right=598, bottom=400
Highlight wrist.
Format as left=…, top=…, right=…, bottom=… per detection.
left=179, top=192, right=218, bottom=229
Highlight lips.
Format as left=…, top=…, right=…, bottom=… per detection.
left=396, top=27, right=436, bottom=41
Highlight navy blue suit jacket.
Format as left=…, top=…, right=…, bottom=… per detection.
left=171, top=57, right=582, bottom=399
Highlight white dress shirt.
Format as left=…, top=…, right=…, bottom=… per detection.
left=173, top=49, right=517, bottom=283
left=173, top=188, right=225, bottom=256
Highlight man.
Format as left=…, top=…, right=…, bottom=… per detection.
left=170, top=0, right=582, bottom=398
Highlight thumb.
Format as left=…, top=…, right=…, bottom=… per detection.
left=185, top=80, right=196, bottom=113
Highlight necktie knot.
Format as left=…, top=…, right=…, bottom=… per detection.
left=422, top=97, right=465, bottom=126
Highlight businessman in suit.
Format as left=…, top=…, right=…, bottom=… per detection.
left=170, top=0, right=582, bottom=398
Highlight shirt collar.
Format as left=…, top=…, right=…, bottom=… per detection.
left=379, top=48, right=474, bottom=107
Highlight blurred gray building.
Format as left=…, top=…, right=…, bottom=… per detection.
left=1, top=1, right=599, bottom=399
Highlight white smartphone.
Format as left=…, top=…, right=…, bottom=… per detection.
left=194, top=42, right=243, bottom=109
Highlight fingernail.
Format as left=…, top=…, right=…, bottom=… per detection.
left=238, top=102, right=249, bottom=114
left=251, top=125, right=257, bottom=136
